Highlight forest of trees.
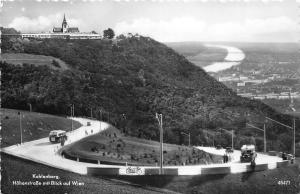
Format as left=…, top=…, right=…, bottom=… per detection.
left=1, top=29, right=299, bottom=153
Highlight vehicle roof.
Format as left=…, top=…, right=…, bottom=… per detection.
left=241, top=145, right=255, bottom=150
left=50, top=130, right=66, bottom=133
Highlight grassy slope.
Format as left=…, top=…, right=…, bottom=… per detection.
left=0, top=53, right=69, bottom=71
left=1, top=108, right=81, bottom=147
left=62, top=126, right=222, bottom=166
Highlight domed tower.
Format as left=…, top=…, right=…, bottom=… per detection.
left=62, top=14, right=68, bottom=33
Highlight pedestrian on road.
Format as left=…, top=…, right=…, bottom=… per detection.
left=223, top=154, right=226, bottom=163
left=282, top=152, right=287, bottom=160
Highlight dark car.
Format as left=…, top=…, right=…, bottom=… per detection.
left=240, top=146, right=256, bottom=163
left=240, top=150, right=256, bottom=163
left=216, top=145, right=222, bottom=150
left=49, top=130, right=67, bottom=143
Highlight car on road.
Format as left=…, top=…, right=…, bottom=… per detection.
left=216, top=145, right=222, bottom=150
left=240, top=145, right=256, bottom=163
left=49, top=130, right=67, bottom=143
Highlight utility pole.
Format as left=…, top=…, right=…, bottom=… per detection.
left=156, top=113, right=163, bottom=175
left=28, top=103, right=32, bottom=112
left=181, top=132, right=191, bottom=147
left=219, top=128, right=234, bottom=149
left=18, top=112, right=22, bottom=144
left=263, top=124, right=266, bottom=153
left=246, top=123, right=266, bottom=152
left=70, top=104, right=74, bottom=131
left=99, top=109, right=102, bottom=131
left=122, top=113, right=126, bottom=134
left=266, top=117, right=294, bottom=156
left=72, top=104, right=74, bottom=131
left=293, top=118, right=296, bottom=157
left=289, top=88, right=296, bottom=158
left=231, top=130, right=234, bottom=149
left=90, top=107, right=93, bottom=118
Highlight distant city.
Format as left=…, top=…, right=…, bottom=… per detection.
left=210, top=63, right=300, bottom=100
left=167, top=42, right=300, bottom=114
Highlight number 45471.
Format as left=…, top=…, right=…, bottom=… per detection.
left=277, top=180, right=290, bottom=185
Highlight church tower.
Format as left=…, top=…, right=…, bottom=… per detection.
left=62, top=14, right=68, bottom=33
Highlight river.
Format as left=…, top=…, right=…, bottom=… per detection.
left=203, top=44, right=245, bottom=73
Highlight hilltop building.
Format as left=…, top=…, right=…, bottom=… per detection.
left=20, top=14, right=101, bottom=39
left=52, top=14, right=79, bottom=33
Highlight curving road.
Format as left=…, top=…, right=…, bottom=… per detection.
left=196, top=146, right=283, bottom=165
left=1, top=117, right=284, bottom=176
left=1, top=118, right=115, bottom=174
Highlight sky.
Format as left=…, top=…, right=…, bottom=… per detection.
left=0, top=0, right=299, bottom=42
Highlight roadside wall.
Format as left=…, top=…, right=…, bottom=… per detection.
left=86, top=160, right=292, bottom=176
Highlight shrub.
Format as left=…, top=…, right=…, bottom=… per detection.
left=52, top=60, right=61, bottom=68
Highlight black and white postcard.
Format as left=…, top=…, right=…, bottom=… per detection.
left=1, top=0, right=300, bottom=193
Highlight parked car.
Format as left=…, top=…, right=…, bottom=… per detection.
left=216, top=145, right=222, bottom=150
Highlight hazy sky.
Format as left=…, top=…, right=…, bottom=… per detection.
left=1, top=0, right=299, bottom=42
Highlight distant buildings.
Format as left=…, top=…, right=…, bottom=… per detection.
left=52, top=14, right=79, bottom=33
left=218, top=76, right=269, bottom=85
left=238, top=92, right=300, bottom=100
left=20, top=14, right=101, bottom=40
left=237, top=82, right=245, bottom=87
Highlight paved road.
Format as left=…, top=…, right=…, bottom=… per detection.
left=2, top=117, right=115, bottom=174
left=1, top=117, right=284, bottom=176
left=196, top=146, right=283, bottom=165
